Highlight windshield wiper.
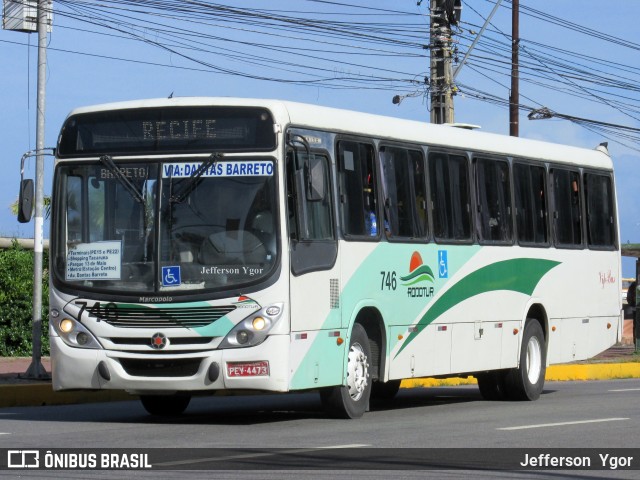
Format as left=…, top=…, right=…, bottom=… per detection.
left=170, top=152, right=224, bottom=203
left=99, top=155, right=145, bottom=204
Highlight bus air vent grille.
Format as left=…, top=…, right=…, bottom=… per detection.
left=100, top=305, right=236, bottom=328
left=330, top=278, right=339, bottom=309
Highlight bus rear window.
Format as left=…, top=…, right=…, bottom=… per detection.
left=57, top=106, right=276, bottom=156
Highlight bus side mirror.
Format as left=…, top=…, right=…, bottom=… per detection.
left=306, top=156, right=326, bottom=202
left=17, top=179, right=34, bottom=223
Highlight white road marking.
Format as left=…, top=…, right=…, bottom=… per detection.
left=497, top=418, right=629, bottom=431
left=609, top=388, right=640, bottom=392
left=155, top=444, right=371, bottom=467
left=0, top=433, right=10, bottom=435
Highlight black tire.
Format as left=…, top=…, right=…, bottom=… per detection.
left=504, top=320, right=546, bottom=401
left=140, top=394, right=191, bottom=416
left=371, top=379, right=402, bottom=401
left=320, top=323, right=372, bottom=419
left=476, top=370, right=508, bottom=401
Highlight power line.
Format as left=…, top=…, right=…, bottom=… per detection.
left=5, top=0, right=640, bottom=151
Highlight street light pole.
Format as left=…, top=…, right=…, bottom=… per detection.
left=23, top=0, right=49, bottom=379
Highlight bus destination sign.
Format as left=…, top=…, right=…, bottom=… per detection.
left=57, top=106, right=276, bottom=156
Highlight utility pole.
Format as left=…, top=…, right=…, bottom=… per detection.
left=509, top=0, right=519, bottom=136
left=430, top=0, right=455, bottom=124
left=23, top=0, right=49, bottom=379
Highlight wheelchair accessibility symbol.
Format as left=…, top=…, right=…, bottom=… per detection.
left=438, top=250, right=448, bottom=279
left=162, top=266, right=181, bottom=287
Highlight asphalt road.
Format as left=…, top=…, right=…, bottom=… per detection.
left=1, top=379, right=639, bottom=479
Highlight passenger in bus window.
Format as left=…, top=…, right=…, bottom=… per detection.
left=364, top=173, right=377, bottom=236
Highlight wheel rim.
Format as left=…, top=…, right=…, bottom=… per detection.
left=525, top=335, right=542, bottom=384
left=346, top=342, right=369, bottom=401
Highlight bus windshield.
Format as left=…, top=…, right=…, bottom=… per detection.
left=52, top=159, right=278, bottom=295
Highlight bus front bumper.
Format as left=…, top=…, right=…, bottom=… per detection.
left=50, top=335, right=290, bottom=394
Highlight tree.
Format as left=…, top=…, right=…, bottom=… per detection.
left=9, top=196, right=51, bottom=219
left=0, top=242, right=49, bottom=356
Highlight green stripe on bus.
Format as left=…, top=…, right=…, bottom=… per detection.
left=394, top=258, right=560, bottom=358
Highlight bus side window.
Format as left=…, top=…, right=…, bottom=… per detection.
left=428, top=152, right=471, bottom=242
left=513, top=162, right=548, bottom=245
left=584, top=173, right=616, bottom=248
left=380, top=146, right=427, bottom=239
left=338, top=141, right=378, bottom=238
left=552, top=168, right=583, bottom=247
left=474, top=157, right=512, bottom=243
left=286, top=150, right=334, bottom=242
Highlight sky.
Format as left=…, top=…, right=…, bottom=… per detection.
left=1, top=0, right=639, bottom=275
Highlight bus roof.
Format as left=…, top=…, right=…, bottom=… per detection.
left=65, top=97, right=613, bottom=170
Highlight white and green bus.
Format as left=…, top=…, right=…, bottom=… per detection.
left=40, top=98, right=620, bottom=418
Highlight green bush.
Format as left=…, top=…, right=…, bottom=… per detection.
left=0, top=242, right=49, bottom=356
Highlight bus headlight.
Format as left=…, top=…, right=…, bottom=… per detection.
left=59, top=318, right=74, bottom=333
left=218, top=303, right=284, bottom=349
left=252, top=317, right=267, bottom=331
left=53, top=317, right=102, bottom=349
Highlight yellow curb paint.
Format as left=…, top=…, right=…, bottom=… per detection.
left=401, top=362, right=640, bottom=389
left=546, top=363, right=640, bottom=381
left=401, top=376, right=477, bottom=388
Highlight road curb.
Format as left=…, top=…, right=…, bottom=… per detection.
left=1, top=362, right=639, bottom=408
left=0, top=384, right=133, bottom=408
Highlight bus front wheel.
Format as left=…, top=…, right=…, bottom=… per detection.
left=140, top=394, right=191, bottom=416
left=505, top=320, right=546, bottom=401
left=320, top=323, right=372, bottom=419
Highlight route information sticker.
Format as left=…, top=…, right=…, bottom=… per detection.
left=162, top=160, right=274, bottom=178
left=66, top=241, right=122, bottom=281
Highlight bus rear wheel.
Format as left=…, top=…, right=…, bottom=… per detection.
left=140, top=393, right=191, bottom=416
left=505, top=320, right=546, bottom=401
left=320, top=323, right=372, bottom=419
